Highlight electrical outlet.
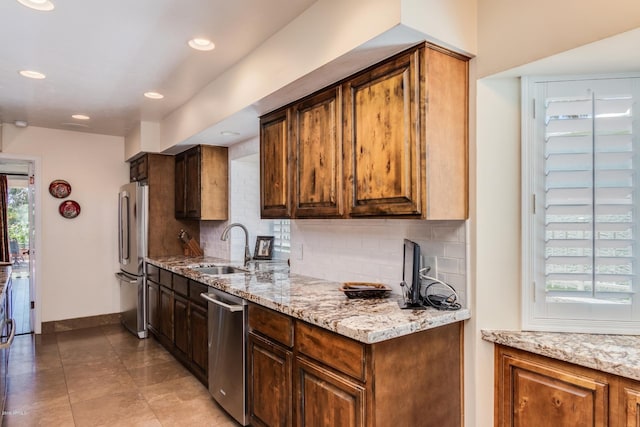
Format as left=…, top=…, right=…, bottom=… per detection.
left=423, top=255, right=438, bottom=279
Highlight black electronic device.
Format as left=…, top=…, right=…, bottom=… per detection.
left=399, top=239, right=426, bottom=309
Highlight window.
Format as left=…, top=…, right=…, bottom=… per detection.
left=522, top=75, right=640, bottom=334
left=271, top=219, right=290, bottom=255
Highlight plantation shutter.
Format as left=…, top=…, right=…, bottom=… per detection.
left=272, top=219, right=290, bottom=254
left=527, top=76, right=640, bottom=331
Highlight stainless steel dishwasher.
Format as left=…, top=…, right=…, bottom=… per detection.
left=200, top=289, right=248, bottom=426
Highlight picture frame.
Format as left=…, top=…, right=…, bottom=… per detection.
left=254, top=236, right=275, bottom=260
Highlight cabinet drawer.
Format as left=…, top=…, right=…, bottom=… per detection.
left=295, top=321, right=365, bottom=382
left=189, top=281, right=208, bottom=307
left=173, top=274, right=188, bottom=297
left=146, top=264, right=159, bottom=283
left=249, top=304, right=293, bottom=348
left=159, top=269, right=172, bottom=288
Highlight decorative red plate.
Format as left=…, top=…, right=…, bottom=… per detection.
left=59, top=200, right=80, bottom=218
left=49, top=180, right=71, bottom=198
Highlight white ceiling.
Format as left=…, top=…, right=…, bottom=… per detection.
left=0, top=0, right=317, bottom=137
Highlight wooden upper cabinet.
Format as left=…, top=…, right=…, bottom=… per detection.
left=184, top=147, right=201, bottom=218
left=175, top=145, right=228, bottom=220
left=259, top=42, right=469, bottom=220
left=422, top=46, right=469, bottom=220
left=174, top=152, right=187, bottom=218
left=129, top=154, right=149, bottom=182
left=260, top=109, right=292, bottom=218
left=292, top=86, right=343, bottom=218
left=343, top=48, right=421, bottom=217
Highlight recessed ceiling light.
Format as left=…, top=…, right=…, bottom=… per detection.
left=14, top=120, right=28, bottom=128
left=71, top=114, right=90, bottom=120
left=61, top=122, right=89, bottom=128
left=188, top=38, right=215, bottom=51
left=144, top=91, right=164, bottom=99
left=16, top=0, right=54, bottom=11
left=19, top=70, right=46, bottom=79
left=220, top=131, right=240, bottom=136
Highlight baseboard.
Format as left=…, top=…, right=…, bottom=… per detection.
left=41, top=312, right=121, bottom=334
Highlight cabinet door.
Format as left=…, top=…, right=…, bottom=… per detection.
left=147, top=280, right=160, bottom=334
left=260, top=109, right=291, bottom=218
left=189, top=303, right=208, bottom=381
left=623, top=383, right=640, bottom=427
left=292, top=87, right=343, bottom=218
left=295, top=355, right=365, bottom=427
left=184, top=146, right=202, bottom=218
left=496, top=347, right=609, bottom=427
left=248, top=333, right=293, bottom=427
left=343, top=48, right=421, bottom=217
left=174, top=152, right=187, bottom=218
left=159, top=286, right=173, bottom=341
left=173, top=294, right=189, bottom=357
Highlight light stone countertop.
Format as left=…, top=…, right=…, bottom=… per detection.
left=146, top=256, right=470, bottom=344
left=482, top=329, right=640, bottom=382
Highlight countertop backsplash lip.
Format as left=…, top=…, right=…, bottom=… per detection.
left=482, top=329, right=640, bottom=382
left=146, top=255, right=470, bottom=344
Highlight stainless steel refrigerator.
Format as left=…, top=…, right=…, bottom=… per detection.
left=115, top=181, right=148, bottom=338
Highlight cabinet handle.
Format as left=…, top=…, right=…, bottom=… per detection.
left=0, top=319, right=16, bottom=349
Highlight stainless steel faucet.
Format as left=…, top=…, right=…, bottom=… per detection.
left=220, top=223, right=252, bottom=266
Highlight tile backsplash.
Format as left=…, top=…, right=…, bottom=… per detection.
left=289, top=219, right=468, bottom=305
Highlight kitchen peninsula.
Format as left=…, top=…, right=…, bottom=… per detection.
left=146, top=255, right=470, bottom=427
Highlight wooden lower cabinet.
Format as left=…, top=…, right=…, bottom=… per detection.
left=146, top=280, right=160, bottom=334
left=159, top=285, right=173, bottom=342
left=248, top=332, right=293, bottom=427
left=496, top=345, right=640, bottom=427
left=620, top=381, right=640, bottom=427
left=295, top=355, right=365, bottom=427
left=189, top=302, right=208, bottom=382
left=248, top=303, right=462, bottom=427
left=173, top=293, right=189, bottom=357
left=146, top=269, right=208, bottom=385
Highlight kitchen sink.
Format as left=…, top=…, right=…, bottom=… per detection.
left=195, top=266, right=245, bottom=275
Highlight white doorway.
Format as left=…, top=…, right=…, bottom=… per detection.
left=0, top=157, right=37, bottom=335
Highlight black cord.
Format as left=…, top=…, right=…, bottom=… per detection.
left=422, top=281, right=462, bottom=311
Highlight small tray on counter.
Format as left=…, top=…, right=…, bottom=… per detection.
left=340, top=282, right=392, bottom=299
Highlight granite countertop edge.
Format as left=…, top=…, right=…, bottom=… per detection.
left=482, top=329, right=640, bottom=382
left=146, top=256, right=470, bottom=344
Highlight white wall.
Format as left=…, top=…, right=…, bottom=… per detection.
left=1, top=125, right=127, bottom=324
left=470, top=77, right=522, bottom=427
left=477, top=0, right=640, bottom=77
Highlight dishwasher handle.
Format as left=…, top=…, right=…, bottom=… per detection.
left=200, top=293, right=244, bottom=312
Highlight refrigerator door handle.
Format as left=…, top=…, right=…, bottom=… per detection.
left=119, top=191, right=130, bottom=264
left=115, top=272, right=137, bottom=284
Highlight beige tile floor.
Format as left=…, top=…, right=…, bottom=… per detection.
left=2, top=325, right=241, bottom=426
